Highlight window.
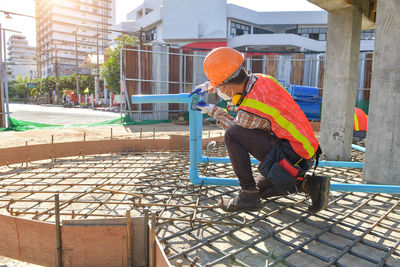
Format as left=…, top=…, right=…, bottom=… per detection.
left=145, top=27, right=157, bottom=41
left=230, top=21, right=251, bottom=36
left=361, top=29, right=375, bottom=40
left=286, top=28, right=297, bottom=34
left=253, top=27, right=273, bottom=34
left=292, top=27, right=327, bottom=41
left=309, top=33, right=319, bottom=40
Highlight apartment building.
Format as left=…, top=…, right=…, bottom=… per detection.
left=6, top=34, right=37, bottom=81
left=119, top=0, right=374, bottom=52
left=35, top=0, right=116, bottom=78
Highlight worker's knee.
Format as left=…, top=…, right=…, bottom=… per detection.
left=224, top=125, right=241, bottom=144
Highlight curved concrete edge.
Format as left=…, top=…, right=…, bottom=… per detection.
left=0, top=135, right=224, bottom=167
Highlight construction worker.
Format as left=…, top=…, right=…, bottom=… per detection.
left=190, top=47, right=330, bottom=212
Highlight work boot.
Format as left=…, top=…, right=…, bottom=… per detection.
left=301, top=174, right=330, bottom=212
left=218, top=188, right=261, bottom=212
left=255, top=174, right=271, bottom=191
left=255, top=174, right=282, bottom=199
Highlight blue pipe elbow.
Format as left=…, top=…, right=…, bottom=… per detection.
left=351, top=144, right=366, bottom=153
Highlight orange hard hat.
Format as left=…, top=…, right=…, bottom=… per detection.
left=203, top=47, right=244, bottom=89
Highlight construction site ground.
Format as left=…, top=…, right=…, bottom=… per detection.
left=0, top=123, right=399, bottom=266
left=0, top=121, right=224, bottom=149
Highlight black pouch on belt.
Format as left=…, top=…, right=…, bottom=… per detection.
left=258, top=140, right=306, bottom=193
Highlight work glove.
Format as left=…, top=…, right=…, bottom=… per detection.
left=196, top=100, right=215, bottom=114
left=189, top=82, right=209, bottom=97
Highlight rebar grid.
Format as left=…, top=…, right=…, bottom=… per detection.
left=0, top=146, right=399, bottom=266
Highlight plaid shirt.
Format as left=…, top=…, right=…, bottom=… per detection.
left=209, top=74, right=272, bottom=131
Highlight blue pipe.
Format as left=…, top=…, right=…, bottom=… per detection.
left=131, top=93, right=192, bottom=104
left=197, top=175, right=239, bottom=186
left=331, top=183, right=400, bottom=194
left=189, top=108, right=202, bottom=185
left=186, top=176, right=400, bottom=193
left=351, top=144, right=366, bottom=153
left=130, top=93, right=400, bottom=194
left=199, top=156, right=364, bottom=169
left=317, top=160, right=364, bottom=168
left=197, top=111, right=203, bottom=161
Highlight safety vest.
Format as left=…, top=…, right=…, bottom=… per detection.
left=354, top=107, right=368, bottom=132
left=238, top=74, right=319, bottom=159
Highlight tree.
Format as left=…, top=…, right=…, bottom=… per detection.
left=7, top=80, right=17, bottom=99
left=100, top=34, right=139, bottom=93
left=13, top=75, right=31, bottom=103
left=59, top=75, right=74, bottom=92
left=41, top=76, right=57, bottom=103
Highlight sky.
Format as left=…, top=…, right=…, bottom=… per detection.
left=0, top=0, right=322, bottom=49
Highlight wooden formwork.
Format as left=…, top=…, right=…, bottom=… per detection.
left=0, top=214, right=170, bottom=267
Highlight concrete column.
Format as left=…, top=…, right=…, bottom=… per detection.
left=364, top=0, right=400, bottom=185
left=319, top=6, right=362, bottom=161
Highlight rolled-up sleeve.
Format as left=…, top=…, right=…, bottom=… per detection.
left=209, top=106, right=271, bottom=131
left=209, top=106, right=236, bottom=130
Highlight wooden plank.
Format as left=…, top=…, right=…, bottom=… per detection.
left=125, top=45, right=139, bottom=112
left=62, top=217, right=146, bottom=267
left=0, top=82, right=3, bottom=127
left=265, top=55, right=277, bottom=77
left=141, top=45, right=153, bottom=112
left=155, top=238, right=172, bottom=267
left=251, top=55, right=263, bottom=73
left=290, top=53, right=305, bottom=85
left=0, top=214, right=56, bottom=266
left=184, top=50, right=194, bottom=93
left=62, top=224, right=127, bottom=266
left=363, top=53, right=373, bottom=101
left=168, top=47, right=181, bottom=118
left=318, top=55, right=325, bottom=89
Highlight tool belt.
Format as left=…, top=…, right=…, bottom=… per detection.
left=258, top=140, right=311, bottom=193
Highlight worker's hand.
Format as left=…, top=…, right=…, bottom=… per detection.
left=196, top=100, right=215, bottom=114
left=189, top=82, right=209, bottom=97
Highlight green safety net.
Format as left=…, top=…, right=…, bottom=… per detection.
left=0, top=116, right=171, bottom=132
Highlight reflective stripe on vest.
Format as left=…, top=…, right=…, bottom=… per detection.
left=354, top=112, right=360, bottom=131
left=239, top=74, right=319, bottom=159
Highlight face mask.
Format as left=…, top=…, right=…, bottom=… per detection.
left=217, top=90, right=231, bottom=101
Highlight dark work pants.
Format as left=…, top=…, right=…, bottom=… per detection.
left=224, top=124, right=279, bottom=190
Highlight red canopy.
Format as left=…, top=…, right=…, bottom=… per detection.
left=181, top=41, right=227, bottom=51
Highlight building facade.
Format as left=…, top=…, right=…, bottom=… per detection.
left=6, top=35, right=37, bottom=81
left=35, top=0, right=116, bottom=78
left=119, top=0, right=374, bottom=52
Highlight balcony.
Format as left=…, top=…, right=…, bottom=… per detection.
left=128, top=7, right=161, bottom=32
left=228, top=33, right=326, bottom=51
